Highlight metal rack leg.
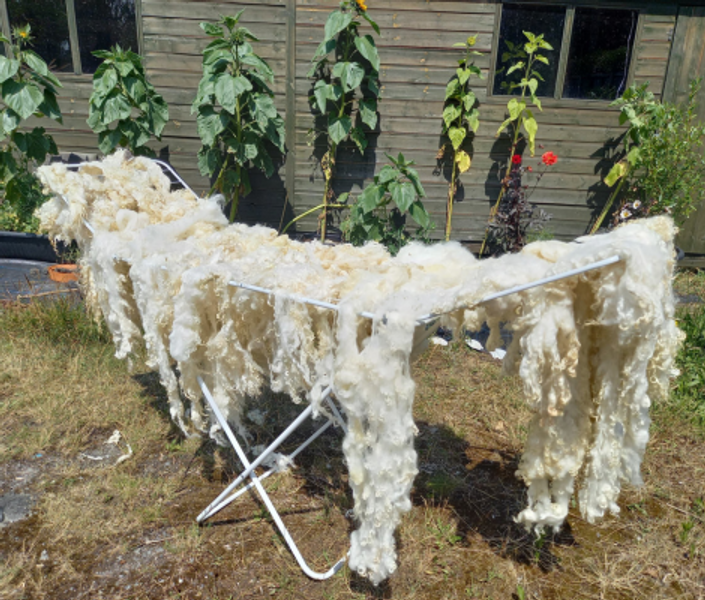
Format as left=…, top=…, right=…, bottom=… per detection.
left=195, top=377, right=347, bottom=580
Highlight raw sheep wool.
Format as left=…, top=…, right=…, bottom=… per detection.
left=37, top=152, right=682, bottom=584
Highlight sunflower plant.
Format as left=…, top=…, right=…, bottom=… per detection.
left=0, top=25, right=63, bottom=232
left=437, top=35, right=484, bottom=241
left=305, top=0, right=380, bottom=241
left=340, top=152, right=432, bottom=255
left=87, top=45, right=169, bottom=158
left=193, top=12, right=285, bottom=222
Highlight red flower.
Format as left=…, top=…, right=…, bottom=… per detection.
left=527, top=166, right=533, bottom=172
left=511, top=154, right=522, bottom=165
left=542, top=151, right=558, bottom=166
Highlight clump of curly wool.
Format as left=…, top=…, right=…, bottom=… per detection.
left=36, top=153, right=681, bottom=584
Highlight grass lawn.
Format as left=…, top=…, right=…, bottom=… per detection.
left=0, top=274, right=704, bottom=600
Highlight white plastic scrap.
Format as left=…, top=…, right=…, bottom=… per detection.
left=37, top=152, right=682, bottom=584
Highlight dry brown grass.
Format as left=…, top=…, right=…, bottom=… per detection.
left=1, top=299, right=704, bottom=600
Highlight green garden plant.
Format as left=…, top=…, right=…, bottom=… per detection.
left=590, top=80, right=705, bottom=233
left=438, top=35, right=483, bottom=241
left=307, top=0, right=380, bottom=241
left=480, top=31, right=552, bottom=256
left=0, top=25, right=62, bottom=232
left=193, top=12, right=285, bottom=222
left=341, top=152, right=431, bottom=255
left=87, top=45, right=169, bottom=158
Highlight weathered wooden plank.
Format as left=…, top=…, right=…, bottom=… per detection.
left=144, top=16, right=286, bottom=37
left=296, top=6, right=496, bottom=32
left=143, top=1, right=287, bottom=21
left=296, top=24, right=494, bottom=49
left=296, top=0, right=496, bottom=14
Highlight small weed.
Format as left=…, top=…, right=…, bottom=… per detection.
left=516, top=583, right=526, bottom=600
left=680, top=520, right=695, bottom=544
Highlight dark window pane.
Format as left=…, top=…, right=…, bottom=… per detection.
left=75, top=0, right=138, bottom=74
left=564, top=8, right=638, bottom=100
left=493, top=4, right=565, bottom=97
left=6, top=0, right=73, bottom=72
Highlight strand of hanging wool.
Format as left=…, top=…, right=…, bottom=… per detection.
left=36, top=152, right=682, bottom=584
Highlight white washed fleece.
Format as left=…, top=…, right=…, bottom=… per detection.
left=38, top=152, right=682, bottom=584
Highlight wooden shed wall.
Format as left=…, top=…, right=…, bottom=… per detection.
left=26, top=0, right=677, bottom=243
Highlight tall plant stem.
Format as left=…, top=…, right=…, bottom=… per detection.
left=589, top=173, right=628, bottom=234
left=229, top=163, right=242, bottom=222
left=320, top=141, right=337, bottom=242
left=445, top=152, right=458, bottom=241
left=478, top=60, right=534, bottom=257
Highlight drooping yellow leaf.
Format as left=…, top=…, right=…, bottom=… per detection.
left=456, top=150, right=471, bottom=173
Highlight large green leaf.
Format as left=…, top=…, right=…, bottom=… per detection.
left=123, top=75, right=146, bottom=104
left=36, top=90, right=63, bottom=123
left=448, top=125, right=466, bottom=150
left=443, top=104, right=462, bottom=129
left=120, top=120, right=151, bottom=149
left=456, top=68, right=471, bottom=86
left=391, top=181, right=416, bottom=212
left=333, top=61, right=365, bottom=93
left=359, top=97, right=377, bottom=129
left=252, top=146, right=274, bottom=177
left=200, top=22, right=223, bottom=37
left=1, top=80, right=44, bottom=120
left=240, top=53, right=274, bottom=82
left=354, top=35, right=380, bottom=72
left=145, top=97, right=169, bottom=137
left=0, top=56, right=20, bottom=84
left=445, top=78, right=459, bottom=101
left=377, top=165, right=398, bottom=185
left=101, top=92, right=133, bottom=123
left=328, top=114, right=352, bottom=145
left=114, top=58, right=134, bottom=78
left=349, top=126, right=367, bottom=153
left=14, top=127, right=53, bottom=162
left=324, top=11, right=353, bottom=43
left=604, top=161, right=627, bottom=187
left=197, top=146, right=221, bottom=177
left=358, top=184, right=385, bottom=213
left=361, top=11, right=381, bottom=35
left=214, top=74, right=248, bottom=113
left=311, top=38, right=336, bottom=64
left=462, top=90, right=477, bottom=112
left=408, top=200, right=431, bottom=228
left=98, top=128, right=124, bottom=155
left=507, top=97, right=523, bottom=120
left=523, top=112, right=537, bottom=155
left=193, top=75, right=217, bottom=110
left=1, top=109, right=21, bottom=135
left=404, top=166, right=425, bottom=197
left=87, top=105, right=106, bottom=132
left=95, top=67, right=119, bottom=98
left=313, top=80, right=330, bottom=114
left=22, top=51, right=49, bottom=77
left=197, top=106, right=228, bottom=146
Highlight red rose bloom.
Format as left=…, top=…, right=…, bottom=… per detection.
left=511, top=154, right=522, bottom=165
left=542, top=151, right=558, bottom=166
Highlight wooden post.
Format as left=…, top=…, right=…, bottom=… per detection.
left=65, top=0, right=82, bottom=74
left=285, top=0, right=297, bottom=228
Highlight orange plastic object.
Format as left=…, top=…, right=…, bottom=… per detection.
left=48, top=264, right=79, bottom=283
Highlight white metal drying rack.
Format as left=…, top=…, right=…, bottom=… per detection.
left=60, top=159, right=621, bottom=580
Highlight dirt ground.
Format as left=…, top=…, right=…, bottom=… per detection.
left=1, top=300, right=704, bottom=600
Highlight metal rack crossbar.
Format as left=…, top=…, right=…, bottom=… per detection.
left=55, top=158, right=623, bottom=580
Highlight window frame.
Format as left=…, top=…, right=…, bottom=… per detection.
left=0, top=0, right=143, bottom=76
left=489, top=0, right=644, bottom=105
